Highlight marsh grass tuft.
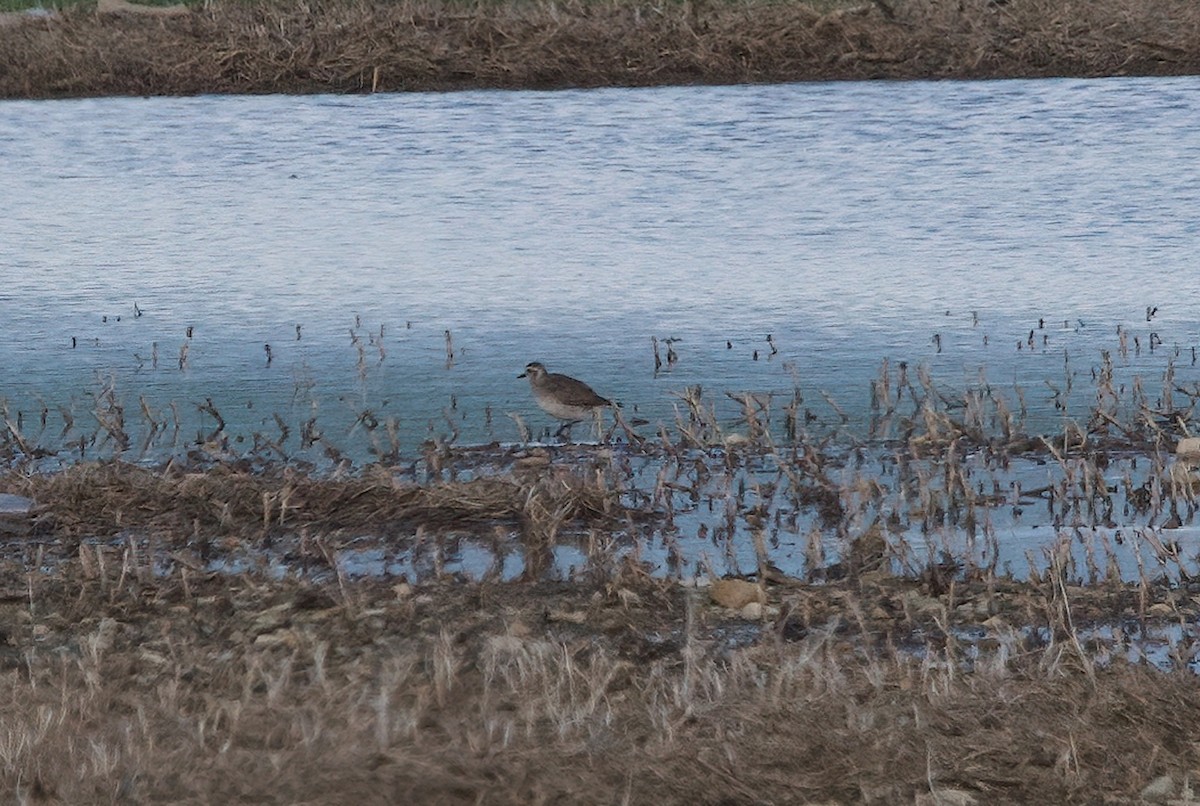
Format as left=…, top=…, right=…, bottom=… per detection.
left=3, top=459, right=622, bottom=543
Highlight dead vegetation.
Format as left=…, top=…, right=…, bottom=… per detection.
left=1, top=563, right=1199, bottom=805
left=3, top=459, right=614, bottom=535
left=2, top=0, right=1200, bottom=98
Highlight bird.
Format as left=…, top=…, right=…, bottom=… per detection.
left=518, top=362, right=613, bottom=439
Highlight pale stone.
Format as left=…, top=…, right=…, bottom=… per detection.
left=1141, top=773, right=1174, bottom=802
left=710, top=578, right=765, bottom=609
left=1177, top=438, right=1200, bottom=461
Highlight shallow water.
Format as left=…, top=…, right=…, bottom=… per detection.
left=5, top=77, right=1200, bottom=593
left=3, top=77, right=1200, bottom=456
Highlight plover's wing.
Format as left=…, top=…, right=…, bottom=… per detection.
left=547, top=373, right=611, bottom=408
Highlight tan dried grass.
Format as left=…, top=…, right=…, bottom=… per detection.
left=2, top=571, right=1197, bottom=804
left=1, top=0, right=1199, bottom=99
left=2, top=459, right=618, bottom=537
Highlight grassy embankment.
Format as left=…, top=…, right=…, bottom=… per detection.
left=2, top=0, right=1200, bottom=98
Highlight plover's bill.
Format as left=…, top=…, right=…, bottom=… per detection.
left=518, top=361, right=613, bottom=438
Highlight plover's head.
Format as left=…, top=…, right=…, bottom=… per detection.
left=518, top=362, right=547, bottom=380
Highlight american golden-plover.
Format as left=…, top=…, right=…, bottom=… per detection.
left=518, top=361, right=613, bottom=439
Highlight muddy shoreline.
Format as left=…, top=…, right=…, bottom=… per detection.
left=3, top=436, right=1200, bottom=801
left=3, top=0, right=1200, bottom=100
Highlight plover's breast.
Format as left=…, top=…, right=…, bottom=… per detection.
left=532, top=388, right=602, bottom=421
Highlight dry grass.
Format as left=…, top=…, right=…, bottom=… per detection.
left=2, top=0, right=1200, bottom=98
left=1, top=458, right=619, bottom=537
left=2, top=567, right=1199, bottom=805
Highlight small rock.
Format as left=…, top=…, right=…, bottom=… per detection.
left=710, top=578, right=765, bottom=610
left=1177, top=438, right=1200, bottom=463
left=1141, top=773, right=1174, bottom=802
left=740, top=601, right=764, bottom=620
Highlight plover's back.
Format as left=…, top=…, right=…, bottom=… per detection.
left=521, top=362, right=612, bottom=422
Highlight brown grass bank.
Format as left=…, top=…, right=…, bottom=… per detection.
left=2, top=0, right=1200, bottom=99
left=3, top=562, right=1200, bottom=804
